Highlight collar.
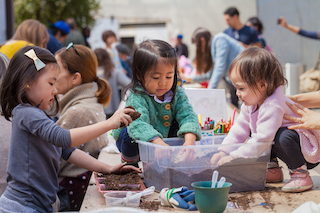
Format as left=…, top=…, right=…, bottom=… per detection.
left=145, top=90, right=173, bottom=103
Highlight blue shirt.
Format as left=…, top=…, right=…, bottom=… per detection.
left=298, top=29, right=320, bottom=40
left=208, top=33, right=245, bottom=89
left=3, top=105, right=74, bottom=213
left=47, top=29, right=63, bottom=54
left=224, top=25, right=259, bottom=45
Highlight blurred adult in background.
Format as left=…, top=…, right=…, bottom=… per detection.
left=175, top=34, right=189, bottom=58
left=47, top=20, right=70, bottom=54
left=0, top=19, right=49, bottom=59
left=82, top=27, right=91, bottom=48
left=278, top=17, right=320, bottom=40
left=192, top=27, right=244, bottom=108
left=0, top=53, right=10, bottom=195
left=63, top=18, right=86, bottom=46
left=116, top=44, right=132, bottom=78
left=223, top=7, right=261, bottom=48
left=95, top=48, right=131, bottom=118
left=246, top=17, right=272, bottom=51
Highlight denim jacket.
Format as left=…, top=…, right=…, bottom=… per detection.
left=208, top=33, right=244, bottom=89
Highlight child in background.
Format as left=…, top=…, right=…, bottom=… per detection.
left=0, top=46, right=140, bottom=213
left=246, top=17, right=272, bottom=52
left=55, top=44, right=113, bottom=211
left=113, top=39, right=202, bottom=167
left=94, top=48, right=131, bottom=118
left=211, top=47, right=319, bottom=193
left=101, top=30, right=125, bottom=75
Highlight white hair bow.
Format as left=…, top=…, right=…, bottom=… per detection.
left=24, top=49, right=46, bottom=71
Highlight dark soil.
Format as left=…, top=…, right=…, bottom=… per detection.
left=139, top=197, right=161, bottom=211
left=98, top=173, right=142, bottom=191
left=143, top=154, right=269, bottom=192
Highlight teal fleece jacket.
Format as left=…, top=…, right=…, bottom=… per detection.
left=113, top=86, right=201, bottom=142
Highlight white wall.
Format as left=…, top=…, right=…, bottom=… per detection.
left=258, top=0, right=320, bottom=70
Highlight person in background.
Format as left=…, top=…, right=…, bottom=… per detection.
left=113, top=39, right=201, bottom=167
left=94, top=48, right=131, bottom=119
left=101, top=30, right=125, bottom=74
left=116, top=44, right=132, bottom=78
left=63, top=18, right=86, bottom=46
left=175, top=34, right=189, bottom=58
left=246, top=17, right=272, bottom=51
left=223, top=7, right=261, bottom=48
left=47, top=20, right=70, bottom=54
left=278, top=17, right=320, bottom=40
left=192, top=27, right=244, bottom=108
left=0, top=46, right=140, bottom=213
left=55, top=44, right=113, bottom=211
left=0, top=53, right=10, bottom=195
left=0, top=19, right=49, bottom=59
left=211, top=47, right=319, bottom=193
left=82, top=27, right=91, bottom=48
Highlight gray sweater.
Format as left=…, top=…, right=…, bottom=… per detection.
left=3, top=105, right=73, bottom=213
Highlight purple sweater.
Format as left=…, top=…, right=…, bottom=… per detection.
left=221, top=86, right=320, bottom=163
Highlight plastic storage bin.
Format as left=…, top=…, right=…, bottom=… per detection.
left=136, top=136, right=272, bottom=193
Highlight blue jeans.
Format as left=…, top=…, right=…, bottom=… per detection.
left=116, top=119, right=179, bottom=165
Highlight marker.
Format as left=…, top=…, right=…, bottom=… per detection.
left=198, top=114, right=202, bottom=127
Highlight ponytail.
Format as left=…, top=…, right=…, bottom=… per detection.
left=95, top=77, right=111, bottom=106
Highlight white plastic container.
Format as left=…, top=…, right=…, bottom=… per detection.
left=104, top=191, right=141, bottom=208
left=136, top=136, right=273, bottom=193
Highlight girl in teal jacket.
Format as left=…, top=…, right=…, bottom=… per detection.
left=113, top=39, right=201, bottom=166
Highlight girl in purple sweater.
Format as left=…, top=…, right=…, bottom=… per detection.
left=211, top=47, right=320, bottom=193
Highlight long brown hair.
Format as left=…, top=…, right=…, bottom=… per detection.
left=94, top=48, right=114, bottom=79
left=0, top=46, right=59, bottom=121
left=56, top=45, right=111, bottom=106
left=11, top=19, right=49, bottom=48
left=191, top=27, right=213, bottom=74
left=229, top=47, right=287, bottom=96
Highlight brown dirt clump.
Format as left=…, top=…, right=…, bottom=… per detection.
left=120, top=105, right=141, bottom=127
left=139, top=197, right=161, bottom=211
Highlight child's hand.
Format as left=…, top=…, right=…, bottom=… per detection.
left=109, top=108, right=134, bottom=129
left=210, top=151, right=228, bottom=164
left=217, top=155, right=234, bottom=166
left=110, top=162, right=141, bottom=174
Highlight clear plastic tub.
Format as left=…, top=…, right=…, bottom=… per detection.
left=104, top=191, right=141, bottom=207
left=136, top=136, right=273, bottom=193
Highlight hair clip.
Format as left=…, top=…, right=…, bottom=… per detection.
left=66, top=42, right=80, bottom=56
left=24, top=49, right=46, bottom=71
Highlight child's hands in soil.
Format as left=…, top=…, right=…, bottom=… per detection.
left=108, top=108, right=134, bottom=129
left=216, top=155, right=233, bottom=166
left=210, top=151, right=228, bottom=164
left=110, top=162, right=141, bottom=174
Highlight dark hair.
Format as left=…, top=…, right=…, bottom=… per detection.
left=123, top=39, right=178, bottom=104
left=0, top=46, right=59, bottom=120
left=94, top=48, right=115, bottom=79
left=247, top=17, right=264, bottom=34
left=102, top=30, right=116, bottom=43
left=224, top=7, right=239, bottom=17
left=54, top=28, right=68, bottom=36
left=229, top=47, right=287, bottom=97
left=56, top=45, right=111, bottom=106
left=191, top=27, right=213, bottom=74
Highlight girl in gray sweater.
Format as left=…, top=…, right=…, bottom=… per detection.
left=0, top=46, right=140, bottom=213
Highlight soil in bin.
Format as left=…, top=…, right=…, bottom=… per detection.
left=98, top=173, right=142, bottom=190
left=143, top=153, right=269, bottom=192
